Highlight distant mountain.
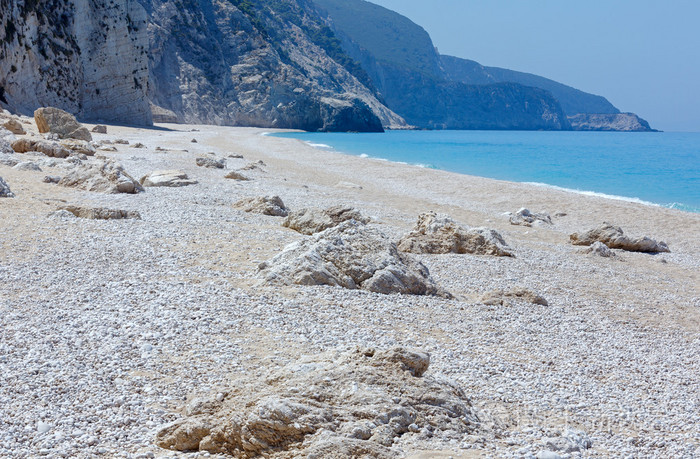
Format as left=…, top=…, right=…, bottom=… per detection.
left=313, top=0, right=570, bottom=130
left=440, top=55, right=620, bottom=116
left=314, top=0, right=654, bottom=131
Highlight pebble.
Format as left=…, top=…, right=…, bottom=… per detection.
left=0, top=127, right=697, bottom=458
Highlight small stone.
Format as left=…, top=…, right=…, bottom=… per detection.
left=91, top=125, right=107, bottom=134
left=43, top=175, right=61, bottom=184
left=196, top=157, right=225, bottom=169
left=37, top=422, right=51, bottom=434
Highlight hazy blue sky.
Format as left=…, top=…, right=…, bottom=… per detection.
left=370, top=0, right=699, bottom=132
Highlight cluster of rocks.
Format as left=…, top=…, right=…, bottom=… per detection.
left=234, top=195, right=289, bottom=217
left=156, top=347, right=481, bottom=457
left=282, top=206, right=370, bottom=235
left=258, top=220, right=447, bottom=297
left=398, top=212, right=514, bottom=257
left=58, top=159, right=143, bottom=194
left=509, top=208, right=553, bottom=227
left=570, top=222, right=670, bottom=253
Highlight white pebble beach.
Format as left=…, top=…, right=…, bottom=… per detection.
left=1, top=122, right=698, bottom=458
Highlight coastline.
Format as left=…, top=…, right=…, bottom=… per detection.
left=1, top=122, right=699, bottom=457
left=271, top=129, right=700, bottom=214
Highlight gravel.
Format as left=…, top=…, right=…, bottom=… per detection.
left=0, top=125, right=698, bottom=458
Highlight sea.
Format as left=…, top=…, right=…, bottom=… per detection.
left=271, top=130, right=700, bottom=214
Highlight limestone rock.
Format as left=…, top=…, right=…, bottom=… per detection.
left=479, top=288, right=548, bottom=306
left=34, top=107, right=92, bottom=141
left=154, top=347, right=479, bottom=456
left=234, top=196, right=289, bottom=217
left=542, top=429, right=592, bottom=454
left=13, top=162, right=42, bottom=172
left=58, top=206, right=141, bottom=220
left=509, top=208, right=552, bottom=226
left=196, top=157, right=225, bottom=169
left=11, top=139, right=71, bottom=158
left=0, top=177, right=14, bottom=197
left=570, top=223, right=670, bottom=253
left=240, top=162, right=264, bottom=172
left=223, top=171, right=250, bottom=181
left=0, top=128, right=15, bottom=154
left=140, top=170, right=198, bottom=188
left=60, top=140, right=96, bottom=156
left=258, top=221, right=447, bottom=296
left=398, top=212, right=514, bottom=257
left=3, top=119, right=26, bottom=135
left=91, top=125, right=107, bottom=134
left=58, top=159, right=143, bottom=194
left=43, top=176, right=61, bottom=184
left=585, top=241, right=615, bottom=258
left=130, top=143, right=146, bottom=149
left=283, top=206, right=370, bottom=235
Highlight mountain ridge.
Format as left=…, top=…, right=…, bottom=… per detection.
left=0, top=0, right=654, bottom=132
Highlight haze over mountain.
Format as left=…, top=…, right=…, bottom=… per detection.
left=0, top=0, right=654, bottom=131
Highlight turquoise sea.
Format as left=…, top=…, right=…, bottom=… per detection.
left=272, top=130, right=700, bottom=213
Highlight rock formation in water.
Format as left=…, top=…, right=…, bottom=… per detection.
left=568, top=113, right=656, bottom=132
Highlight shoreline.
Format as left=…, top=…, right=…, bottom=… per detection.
left=1, top=122, right=699, bottom=458
left=269, top=129, right=700, bottom=214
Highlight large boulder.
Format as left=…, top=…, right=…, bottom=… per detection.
left=234, top=196, right=289, bottom=217
left=34, top=107, right=92, bottom=141
left=155, top=347, right=480, bottom=457
left=60, top=139, right=96, bottom=156
left=34, top=107, right=92, bottom=142
left=140, top=170, right=198, bottom=188
left=283, top=206, right=370, bottom=235
left=398, top=212, right=515, bottom=257
left=509, top=208, right=552, bottom=226
left=570, top=223, right=670, bottom=253
left=11, top=139, right=71, bottom=158
left=0, top=177, right=14, bottom=198
left=258, top=221, right=448, bottom=296
left=58, top=159, right=143, bottom=194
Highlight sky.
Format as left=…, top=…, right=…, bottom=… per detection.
left=369, top=0, right=700, bottom=132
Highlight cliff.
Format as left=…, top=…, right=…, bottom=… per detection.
left=313, top=0, right=570, bottom=131
left=140, top=0, right=404, bottom=131
left=0, top=0, right=152, bottom=125
left=0, top=0, right=404, bottom=131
